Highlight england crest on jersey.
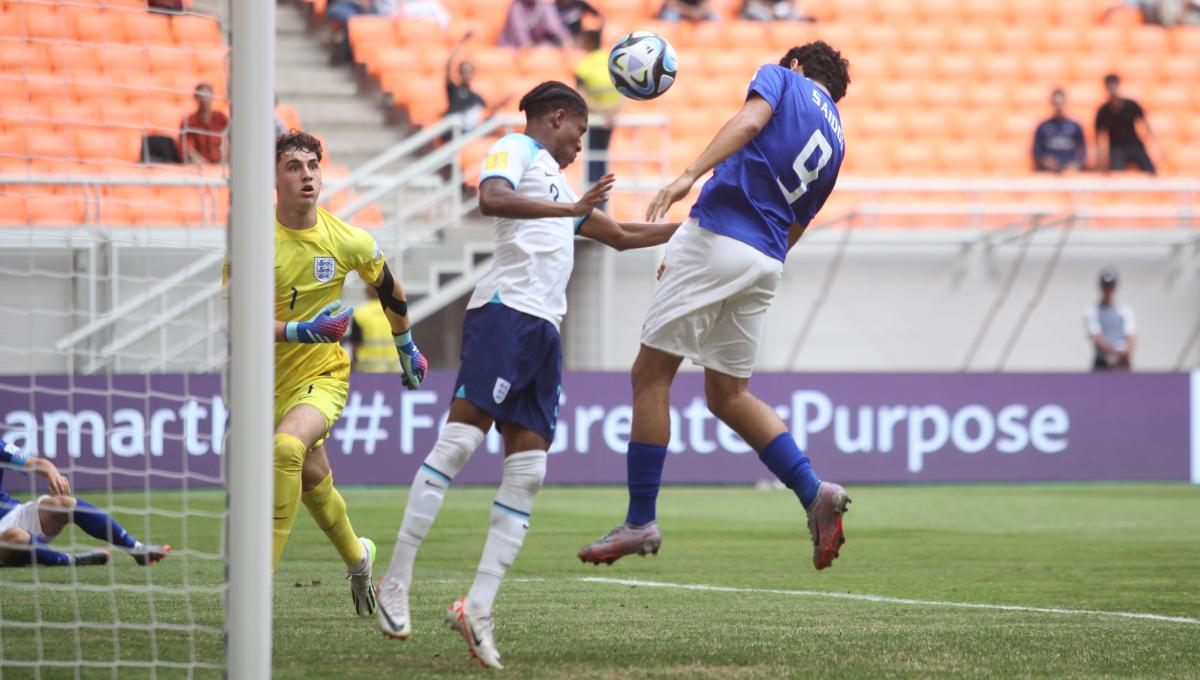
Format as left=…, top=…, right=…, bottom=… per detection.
left=313, top=256, right=335, bottom=283
left=492, top=377, right=511, bottom=404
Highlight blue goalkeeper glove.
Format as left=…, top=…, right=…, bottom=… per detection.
left=284, top=301, right=353, bottom=343
left=394, top=329, right=428, bottom=389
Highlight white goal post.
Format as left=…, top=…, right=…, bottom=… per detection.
left=226, top=0, right=274, bottom=677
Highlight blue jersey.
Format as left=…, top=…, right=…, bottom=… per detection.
left=691, top=64, right=845, bottom=262
left=0, top=439, right=30, bottom=516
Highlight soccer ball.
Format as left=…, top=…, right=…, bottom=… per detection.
left=607, top=31, right=677, bottom=101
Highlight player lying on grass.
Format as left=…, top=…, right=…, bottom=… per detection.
left=577, top=41, right=853, bottom=571
left=227, top=130, right=427, bottom=617
left=0, top=439, right=169, bottom=567
left=375, top=81, right=680, bottom=669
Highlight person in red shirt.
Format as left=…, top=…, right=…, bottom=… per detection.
left=180, top=83, right=228, bottom=164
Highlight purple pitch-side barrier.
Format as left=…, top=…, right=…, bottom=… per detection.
left=0, top=371, right=1195, bottom=489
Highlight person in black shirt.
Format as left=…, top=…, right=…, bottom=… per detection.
left=445, top=31, right=509, bottom=133
left=1095, top=73, right=1157, bottom=174
left=1033, top=88, right=1086, bottom=172
left=555, top=0, right=602, bottom=41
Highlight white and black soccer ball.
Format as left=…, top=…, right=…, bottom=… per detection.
left=607, top=31, right=677, bottom=101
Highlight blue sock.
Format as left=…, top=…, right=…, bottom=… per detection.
left=758, top=432, right=822, bottom=508
left=625, top=441, right=668, bottom=527
left=28, top=537, right=73, bottom=566
left=73, top=499, right=137, bottom=549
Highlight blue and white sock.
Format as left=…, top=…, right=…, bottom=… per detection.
left=625, top=441, right=668, bottom=527
left=72, top=499, right=138, bottom=549
left=29, top=536, right=73, bottom=566
left=758, top=432, right=822, bottom=508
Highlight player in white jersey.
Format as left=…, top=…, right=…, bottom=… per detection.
left=376, top=81, right=681, bottom=669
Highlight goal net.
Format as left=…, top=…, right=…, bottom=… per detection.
left=0, top=1, right=235, bottom=675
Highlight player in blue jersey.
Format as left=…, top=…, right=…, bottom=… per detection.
left=375, top=81, right=681, bottom=668
left=0, top=439, right=170, bottom=567
left=577, top=41, right=853, bottom=570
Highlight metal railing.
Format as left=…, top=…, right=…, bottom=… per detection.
left=4, top=118, right=1198, bottom=373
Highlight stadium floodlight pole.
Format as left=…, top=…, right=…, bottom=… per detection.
left=226, top=0, right=274, bottom=677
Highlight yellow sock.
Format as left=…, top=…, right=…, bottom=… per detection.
left=272, top=433, right=307, bottom=570
left=301, top=473, right=364, bottom=567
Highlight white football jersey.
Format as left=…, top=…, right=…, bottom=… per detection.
left=467, top=133, right=584, bottom=329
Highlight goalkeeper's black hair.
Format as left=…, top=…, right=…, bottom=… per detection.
left=779, top=41, right=850, bottom=103
left=519, top=81, right=588, bottom=120
left=276, top=129, right=323, bottom=163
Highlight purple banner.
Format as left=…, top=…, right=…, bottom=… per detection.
left=0, top=371, right=1192, bottom=489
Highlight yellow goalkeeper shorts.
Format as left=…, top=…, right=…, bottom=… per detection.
left=274, top=376, right=349, bottom=448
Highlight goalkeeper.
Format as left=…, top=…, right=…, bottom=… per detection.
left=230, top=131, right=427, bottom=617
left=0, top=439, right=170, bottom=567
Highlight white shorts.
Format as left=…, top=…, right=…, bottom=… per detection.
left=0, top=497, right=50, bottom=540
left=640, top=219, right=782, bottom=378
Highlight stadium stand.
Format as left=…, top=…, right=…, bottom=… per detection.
left=317, top=0, right=1199, bottom=186
left=0, top=0, right=381, bottom=227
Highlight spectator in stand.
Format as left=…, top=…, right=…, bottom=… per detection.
left=400, top=0, right=449, bottom=27
left=1084, top=268, right=1136, bottom=371
left=445, top=31, right=511, bottom=133
left=740, top=0, right=814, bottom=21
left=658, top=0, right=717, bottom=21
left=1033, top=88, right=1087, bottom=173
left=556, top=0, right=603, bottom=41
left=327, top=1, right=389, bottom=62
left=1102, top=0, right=1200, bottom=26
left=1095, top=74, right=1158, bottom=174
left=498, top=0, right=573, bottom=48
left=179, top=83, right=228, bottom=164
left=575, top=28, right=622, bottom=188
left=328, top=0, right=442, bottom=62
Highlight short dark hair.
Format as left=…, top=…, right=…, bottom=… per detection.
left=194, top=82, right=213, bottom=95
left=1104, top=73, right=1120, bottom=87
left=1051, top=87, right=1065, bottom=99
left=778, top=41, right=850, bottom=103
left=518, top=80, right=588, bottom=120
left=276, top=129, right=323, bottom=164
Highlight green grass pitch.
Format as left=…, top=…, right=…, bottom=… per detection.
left=1, top=484, right=1198, bottom=678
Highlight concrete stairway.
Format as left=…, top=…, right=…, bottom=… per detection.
left=274, top=0, right=412, bottom=169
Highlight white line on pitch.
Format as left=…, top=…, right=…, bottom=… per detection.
left=581, top=577, right=1200, bottom=626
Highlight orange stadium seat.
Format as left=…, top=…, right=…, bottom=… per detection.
left=1170, top=27, right=1200, bottom=53
left=172, top=14, right=223, bottom=46
left=26, top=193, right=85, bottom=225
left=121, top=11, right=174, bottom=46
left=0, top=195, right=27, bottom=225
left=67, top=9, right=123, bottom=43
left=26, top=131, right=77, bottom=162
left=901, top=25, right=949, bottom=53
left=24, top=9, right=73, bottom=41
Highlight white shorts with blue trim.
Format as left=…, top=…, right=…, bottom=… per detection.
left=0, top=496, right=51, bottom=539
left=640, top=219, right=782, bottom=379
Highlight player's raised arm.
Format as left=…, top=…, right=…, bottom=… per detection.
left=479, top=173, right=612, bottom=220
left=646, top=95, right=774, bottom=222
left=577, top=207, right=680, bottom=251
left=369, top=261, right=428, bottom=390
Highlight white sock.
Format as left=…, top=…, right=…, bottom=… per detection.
left=383, top=423, right=485, bottom=590
left=466, top=450, right=546, bottom=616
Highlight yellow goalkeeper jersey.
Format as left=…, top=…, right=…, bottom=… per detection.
left=273, top=207, right=385, bottom=393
